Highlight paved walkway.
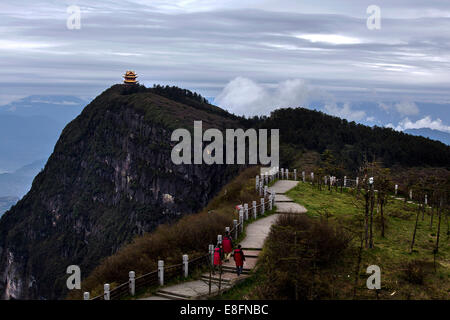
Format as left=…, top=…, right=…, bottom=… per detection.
left=270, top=180, right=307, bottom=214
left=141, top=180, right=306, bottom=300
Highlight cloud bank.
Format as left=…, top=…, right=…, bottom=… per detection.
left=215, top=77, right=310, bottom=116
left=388, top=116, right=450, bottom=133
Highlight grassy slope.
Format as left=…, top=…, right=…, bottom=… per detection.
left=286, top=183, right=449, bottom=299
left=220, top=182, right=449, bottom=300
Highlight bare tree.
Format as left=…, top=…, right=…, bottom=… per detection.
left=410, top=188, right=422, bottom=253
left=369, top=182, right=375, bottom=248
left=376, top=168, right=391, bottom=238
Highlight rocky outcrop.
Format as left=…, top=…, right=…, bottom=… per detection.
left=0, top=85, right=243, bottom=299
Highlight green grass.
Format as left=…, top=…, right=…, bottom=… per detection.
left=286, top=182, right=450, bottom=299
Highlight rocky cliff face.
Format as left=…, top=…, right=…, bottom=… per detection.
left=0, top=84, right=243, bottom=299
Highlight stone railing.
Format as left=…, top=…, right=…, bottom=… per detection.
left=273, top=167, right=428, bottom=202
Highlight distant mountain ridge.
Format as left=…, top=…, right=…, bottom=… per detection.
left=0, top=95, right=86, bottom=123
left=0, top=159, right=46, bottom=216
left=404, top=128, right=450, bottom=145
left=0, top=96, right=85, bottom=172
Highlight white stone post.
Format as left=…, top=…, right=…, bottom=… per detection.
left=302, top=171, right=305, bottom=182
left=217, top=234, right=222, bottom=244
left=344, top=176, right=347, bottom=187
left=425, top=194, right=428, bottom=205
left=158, top=260, right=164, bottom=286
left=264, top=186, right=268, bottom=197
left=255, top=175, right=259, bottom=190
left=294, top=169, right=297, bottom=181
left=244, top=203, right=249, bottom=220
left=395, top=184, right=398, bottom=195
left=261, top=198, right=265, bottom=214
left=269, top=194, right=273, bottom=210
left=286, top=169, right=289, bottom=180
left=265, top=174, right=268, bottom=185
left=129, top=271, right=135, bottom=296
left=233, top=220, right=238, bottom=239
left=252, top=200, right=257, bottom=219
left=104, top=284, right=110, bottom=300
left=259, top=181, right=263, bottom=196
left=280, top=168, right=284, bottom=180
left=183, top=254, right=189, bottom=278
left=225, top=226, right=230, bottom=234
left=311, top=172, right=314, bottom=183
left=356, top=177, right=359, bottom=188
left=409, top=190, right=413, bottom=200
left=209, top=244, right=214, bottom=264
left=239, top=210, right=244, bottom=233
left=324, top=176, right=328, bottom=185
left=83, top=292, right=90, bottom=300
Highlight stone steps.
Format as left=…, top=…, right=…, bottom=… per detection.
left=156, top=290, right=190, bottom=300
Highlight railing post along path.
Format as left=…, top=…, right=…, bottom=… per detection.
left=252, top=201, right=257, bottom=219
left=286, top=169, right=289, bottom=180
left=158, top=260, right=164, bottom=286
left=83, top=292, right=90, bottom=300
left=183, top=254, right=189, bottom=278
left=244, top=203, right=248, bottom=220
left=209, top=244, right=214, bottom=264
left=395, top=184, right=398, bottom=195
left=264, top=186, right=268, bottom=197
left=129, top=271, right=135, bottom=296
left=104, top=284, right=110, bottom=301
left=261, top=198, right=265, bottom=214
left=217, top=234, right=222, bottom=245
left=344, top=176, right=347, bottom=187
left=356, top=177, right=359, bottom=188
left=255, top=175, right=259, bottom=191
left=225, top=226, right=230, bottom=233
left=280, top=168, right=284, bottom=180
left=294, top=169, right=297, bottom=181
left=233, top=220, right=238, bottom=239
left=302, top=171, right=305, bottom=182
left=239, top=210, right=244, bottom=233
left=269, top=194, right=273, bottom=210
left=311, top=172, right=314, bottom=183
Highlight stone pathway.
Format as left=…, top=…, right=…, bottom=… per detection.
left=270, top=180, right=307, bottom=214
left=140, top=180, right=306, bottom=300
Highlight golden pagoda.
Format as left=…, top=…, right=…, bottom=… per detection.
left=123, top=70, right=138, bottom=84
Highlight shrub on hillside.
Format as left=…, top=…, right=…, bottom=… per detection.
left=402, top=260, right=431, bottom=285
left=256, top=214, right=352, bottom=300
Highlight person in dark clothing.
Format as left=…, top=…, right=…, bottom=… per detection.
left=233, top=245, right=245, bottom=276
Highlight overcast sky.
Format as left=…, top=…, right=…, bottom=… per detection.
left=1, top=0, right=449, bottom=132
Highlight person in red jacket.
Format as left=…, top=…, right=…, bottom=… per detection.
left=233, top=245, right=246, bottom=276
left=213, top=243, right=224, bottom=274
left=222, top=232, right=233, bottom=262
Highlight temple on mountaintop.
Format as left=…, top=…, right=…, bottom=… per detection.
left=123, top=71, right=138, bottom=84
